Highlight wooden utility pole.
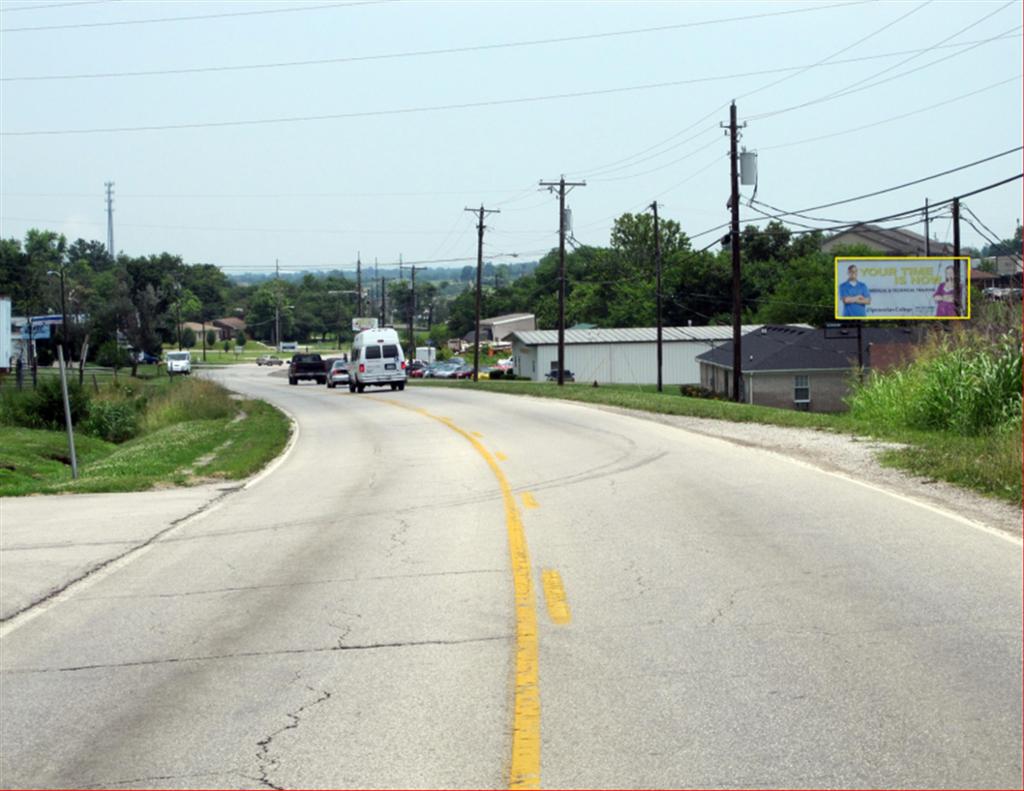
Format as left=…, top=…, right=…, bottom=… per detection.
left=356, top=252, right=363, bottom=317
left=722, top=101, right=746, bottom=402
left=466, top=204, right=500, bottom=381
left=649, top=201, right=663, bottom=393
left=539, top=176, right=586, bottom=385
left=408, top=264, right=427, bottom=356
left=924, top=198, right=931, bottom=257
left=952, top=197, right=963, bottom=316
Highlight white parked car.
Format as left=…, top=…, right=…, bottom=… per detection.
left=166, top=351, right=192, bottom=375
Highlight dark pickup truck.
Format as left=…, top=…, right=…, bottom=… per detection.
left=288, top=354, right=326, bottom=385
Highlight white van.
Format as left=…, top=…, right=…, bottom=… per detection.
left=349, top=328, right=406, bottom=393
left=166, top=350, right=191, bottom=375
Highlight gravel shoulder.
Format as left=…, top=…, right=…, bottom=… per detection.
left=585, top=402, right=1022, bottom=539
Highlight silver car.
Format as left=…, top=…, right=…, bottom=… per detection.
left=326, top=359, right=350, bottom=389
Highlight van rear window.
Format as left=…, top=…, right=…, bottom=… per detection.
left=382, top=344, right=399, bottom=358
left=365, top=345, right=382, bottom=359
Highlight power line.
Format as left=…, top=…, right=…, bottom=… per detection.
left=0, top=216, right=502, bottom=236
left=758, top=74, right=1022, bottom=151
left=1, top=0, right=114, bottom=12
left=1, top=187, right=536, bottom=199
left=748, top=3, right=1019, bottom=121
left=0, top=1, right=869, bottom=77
left=566, top=31, right=1020, bottom=179
left=9, top=32, right=1019, bottom=137
left=0, top=0, right=392, bottom=33
left=749, top=146, right=1023, bottom=218
left=589, top=136, right=722, bottom=183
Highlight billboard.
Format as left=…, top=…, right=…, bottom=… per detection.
left=352, top=317, right=379, bottom=331
left=835, top=257, right=970, bottom=320
left=13, top=316, right=57, bottom=339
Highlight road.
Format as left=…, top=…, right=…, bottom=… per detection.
left=1, top=365, right=1021, bottom=790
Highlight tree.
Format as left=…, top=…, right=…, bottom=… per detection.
left=181, top=327, right=197, bottom=348
left=206, top=329, right=217, bottom=348
left=235, top=330, right=246, bottom=348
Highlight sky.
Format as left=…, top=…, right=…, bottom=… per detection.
left=1, top=0, right=1021, bottom=277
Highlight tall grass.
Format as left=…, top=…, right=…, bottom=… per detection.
left=140, top=377, right=235, bottom=432
left=848, top=331, right=1022, bottom=436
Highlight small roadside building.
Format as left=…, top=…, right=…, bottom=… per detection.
left=482, top=313, right=535, bottom=343
left=509, top=325, right=776, bottom=384
left=696, top=325, right=918, bottom=412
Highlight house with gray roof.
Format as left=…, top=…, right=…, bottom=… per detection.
left=696, top=325, right=918, bottom=412
left=822, top=223, right=954, bottom=257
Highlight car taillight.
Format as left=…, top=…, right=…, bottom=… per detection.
left=401, top=360, right=406, bottom=369
left=359, top=363, right=365, bottom=373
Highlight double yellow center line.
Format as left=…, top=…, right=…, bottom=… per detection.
left=381, top=401, right=541, bottom=789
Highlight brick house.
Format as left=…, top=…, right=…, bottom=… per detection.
left=212, top=317, right=247, bottom=341
left=697, top=325, right=918, bottom=412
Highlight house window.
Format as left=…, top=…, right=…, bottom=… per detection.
left=794, top=374, right=810, bottom=404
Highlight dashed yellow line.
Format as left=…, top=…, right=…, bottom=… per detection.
left=377, top=400, right=540, bottom=789
left=472, top=431, right=484, bottom=438
left=521, top=492, right=539, bottom=509
left=495, top=451, right=508, bottom=462
left=541, top=570, right=572, bottom=625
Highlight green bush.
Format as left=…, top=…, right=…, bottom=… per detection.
left=96, top=341, right=132, bottom=370
left=82, top=399, right=140, bottom=443
left=679, top=384, right=724, bottom=400
left=16, top=376, right=92, bottom=430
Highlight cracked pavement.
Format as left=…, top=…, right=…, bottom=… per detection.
left=1, top=367, right=1020, bottom=789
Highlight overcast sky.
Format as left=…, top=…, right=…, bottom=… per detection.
left=1, top=0, right=1021, bottom=276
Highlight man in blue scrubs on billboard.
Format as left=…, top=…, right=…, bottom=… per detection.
left=839, top=264, right=871, bottom=317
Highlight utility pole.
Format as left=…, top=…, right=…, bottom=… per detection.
left=924, top=198, right=931, bottom=256
left=952, top=197, right=962, bottom=316
left=104, top=181, right=115, bottom=259
left=408, top=264, right=427, bottom=357
left=356, top=252, right=363, bottom=317
left=380, top=276, right=387, bottom=325
left=721, top=101, right=746, bottom=402
left=466, top=204, right=500, bottom=381
left=539, top=175, right=586, bottom=385
left=274, top=258, right=281, bottom=350
left=649, top=201, right=663, bottom=393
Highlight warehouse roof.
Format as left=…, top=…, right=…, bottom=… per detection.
left=511, top=324, right=787, bottom=345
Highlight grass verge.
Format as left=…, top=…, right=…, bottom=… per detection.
left=0, top=379, right=291, bottom=497
left=412, top=379, right=1021, bottom=506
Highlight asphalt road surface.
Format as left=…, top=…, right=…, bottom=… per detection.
left=2, top=366, right=1020, bottom=790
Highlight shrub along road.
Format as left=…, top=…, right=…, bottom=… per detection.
left=1, top=366, right=1020, bottom=789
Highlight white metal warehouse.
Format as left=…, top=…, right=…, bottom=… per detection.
left=509, top=325, right=770, bottom=385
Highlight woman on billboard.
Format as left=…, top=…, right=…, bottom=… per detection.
left=933, top=266, right=958, bottom=317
